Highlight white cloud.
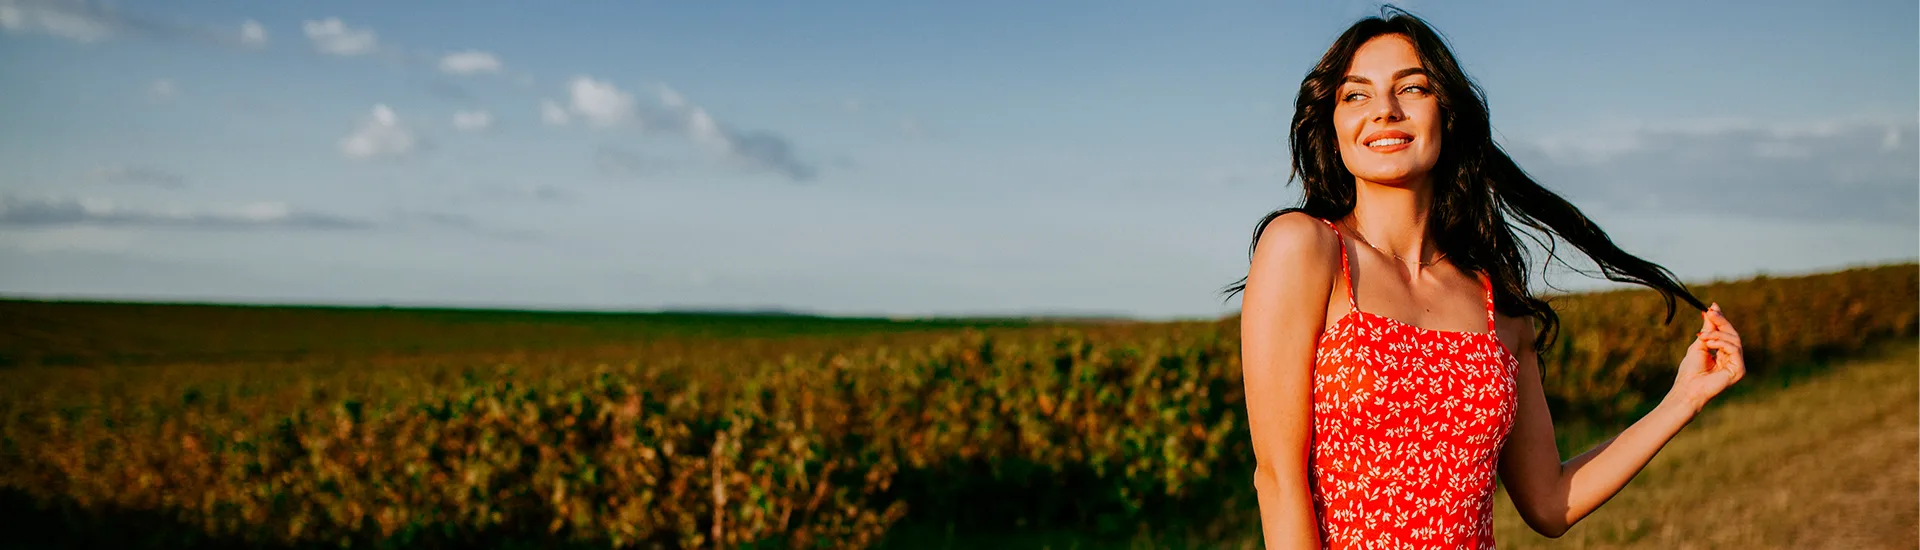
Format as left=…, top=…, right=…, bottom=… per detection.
left=149, top=78, right=174, bottom=98
left=540, top=99, right=570, bottom=126
left=567, top=76, right=635, bottom=127
left=1526, top=115, right=1909, bottom=165
left=0, top=195, right=371, bottom=230
left=0, top=0, right=111, bottom=42
left=1514, top=116, right=1918, bottom=223
left=339, top=104, right=416, bottom=161
left=0, top=2, right=270, bottom=48
left=452, top=110, right=492, bottom=131
left=656, top=85, right=817, bottom=181
left=239, top=19, right=266, bottom=46
left=685, top=107, right=727, bottom=148
left=440, top=50, right=501, bottom=75
left=302, top=17, right=375, bottom=56
left=545, top=81, right=820, bottom=180
left=658, top=86, right=687, bottom=110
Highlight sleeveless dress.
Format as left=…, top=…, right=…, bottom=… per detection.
left=1308, top=217, right=1519, bottom=549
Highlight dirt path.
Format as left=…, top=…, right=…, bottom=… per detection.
left=1493, top=339, right=1919, bottom=549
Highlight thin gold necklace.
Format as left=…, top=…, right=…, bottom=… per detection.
left=1344, top=220, right=1446, bottom=268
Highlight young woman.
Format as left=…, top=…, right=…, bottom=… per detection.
left=1224, top=7, right=1748, bottom=549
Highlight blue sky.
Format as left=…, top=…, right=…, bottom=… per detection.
left=0, top=0, right=1914, bottom=320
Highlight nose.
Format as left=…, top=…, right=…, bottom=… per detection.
left=1372, top=92, right=1404, bottom=122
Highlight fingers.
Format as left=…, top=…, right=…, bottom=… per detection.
left=1702, top=339, right=1746, bottom=376
left=1705, top=302, right=1738, bottom=335
left=1699, top=333, right=1743, bottom=355
left=1698, top=331, right=1743, bottom=349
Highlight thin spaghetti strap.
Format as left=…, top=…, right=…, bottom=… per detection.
left=1319, top=218, right=1358, bottom=312
left=1482, top=272, right=1497, bottom=334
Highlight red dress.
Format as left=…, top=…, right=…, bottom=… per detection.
left=1309, top=218, right=1519, bottom=549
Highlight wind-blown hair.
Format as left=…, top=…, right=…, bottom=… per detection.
left=1222, top=5, right=1704, bottom=353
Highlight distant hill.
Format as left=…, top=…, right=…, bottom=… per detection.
left=0, top=298, right=1056, bottom=367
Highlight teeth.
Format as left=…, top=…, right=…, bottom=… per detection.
left=1367, top=137, right=1410, bottom=147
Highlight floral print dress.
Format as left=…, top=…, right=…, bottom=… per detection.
left=1308, top=217, right=1520, bottom=549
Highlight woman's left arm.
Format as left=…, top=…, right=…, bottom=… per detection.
left=1497, top=303, right=1746, bottom=538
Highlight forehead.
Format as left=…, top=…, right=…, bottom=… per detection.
left=1345, top=34, right=1424, bottom=77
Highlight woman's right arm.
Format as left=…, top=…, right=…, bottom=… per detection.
left=1240, top=212, right=1336, bottom=550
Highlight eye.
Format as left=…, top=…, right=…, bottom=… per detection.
left=1399, top=84, right=1431, bottom=95
left=1341, top=91, right=1368, bottom=102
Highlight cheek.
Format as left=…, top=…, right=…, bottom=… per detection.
left=1332, top=109, right=1365, bottom=151
left=1330, top=110, right=1355, bottom=142
left=1421, top=121, right=1444, bottom=160
left=1415, top=105, right=1444, bottom=141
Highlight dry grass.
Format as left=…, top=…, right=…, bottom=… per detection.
left=1492, top=338, right=1919, bottom=549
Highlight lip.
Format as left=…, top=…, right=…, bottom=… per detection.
left=1361, top=130, right=1414, bottom=152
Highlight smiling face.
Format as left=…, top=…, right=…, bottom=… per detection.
left=1333, top=34, right=1443, bottom=188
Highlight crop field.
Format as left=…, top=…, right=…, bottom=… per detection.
left=1, top=263, right=1914, bottom=549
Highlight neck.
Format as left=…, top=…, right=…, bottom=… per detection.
left=1345, top=176, right=1439, bottom=274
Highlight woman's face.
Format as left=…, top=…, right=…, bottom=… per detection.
left=1333, top=34, right=1443, bottom=188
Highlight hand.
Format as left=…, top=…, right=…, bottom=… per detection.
left=1666, top=302, right=1746, bottom=413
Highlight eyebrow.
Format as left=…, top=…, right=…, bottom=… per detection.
left=1342, top=67, right=1430, bottom=85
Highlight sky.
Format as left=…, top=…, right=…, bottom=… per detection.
left=0, top=0, right=1914, bottom=320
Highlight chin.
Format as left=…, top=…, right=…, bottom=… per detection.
left=1351, top=167, right=1433, bottom=187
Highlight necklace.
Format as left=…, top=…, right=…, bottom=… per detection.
left=1343, top=220, right=1446, bottom=268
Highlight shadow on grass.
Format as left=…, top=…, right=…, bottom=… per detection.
left=0, top=487, right=670, bottom=550
left=875, top=463, right=1264, bottom=550
left=0, top=486, right=279, bottom=550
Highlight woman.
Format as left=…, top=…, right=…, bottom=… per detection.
left=1224, top=7, right=1747, bottom=549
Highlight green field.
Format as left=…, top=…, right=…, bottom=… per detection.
left=1491, top=338, right=1918, bottom=549
left=878, top=338, right=1920, bottom=549
left=0, top=299, right=1058, bottom=368
left=1, top=263, right=1913, bottom=548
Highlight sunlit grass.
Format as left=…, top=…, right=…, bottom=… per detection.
left=1, top=263, right=1912, bottom=548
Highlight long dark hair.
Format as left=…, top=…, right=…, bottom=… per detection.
left=1221, top=5, right=1704, bottom=354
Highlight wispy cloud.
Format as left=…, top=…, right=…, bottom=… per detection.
left=238, top=18, right=265, bottom=46
left=563, top=76, right=636, bottom=127
left=148, top=78, right=174, bottom=98
left=540, top=99, right=571, bottom=126
left=0, top=195, right=542, bottom=242
left=0, top=196, right=373, bottom=230
left=87, top=164, right=186, bottom=188
left=0, top=0, right=264, bottom=48
left=1515, top=116, right=1919, bottom=223
left=0, top=0, right=111, bottom=42
left=302, top=17, right=376, bottom=56
left=339, top=104, right=418, bottom=161
left=451, top=110, right=493, bottom=131
left=659, top=85, right=818, bottom=181
left=538, top=78, right=820, bottom=181
left=439, top=50, right=501, bottom=75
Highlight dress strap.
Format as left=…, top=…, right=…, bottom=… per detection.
left=1318, top=218, right=1359, bottom=312
left=1482, top=272, right=1497, bottom=333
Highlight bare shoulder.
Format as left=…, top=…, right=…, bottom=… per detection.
left=1248, top=211, right=1339, bottom=276
left=1244, top=211, right=1340, bottom=314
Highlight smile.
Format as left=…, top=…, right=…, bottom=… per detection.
left=1365, top=137, right=1413, bottom=152
left=1361, top=130, right=1415, bottom=152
